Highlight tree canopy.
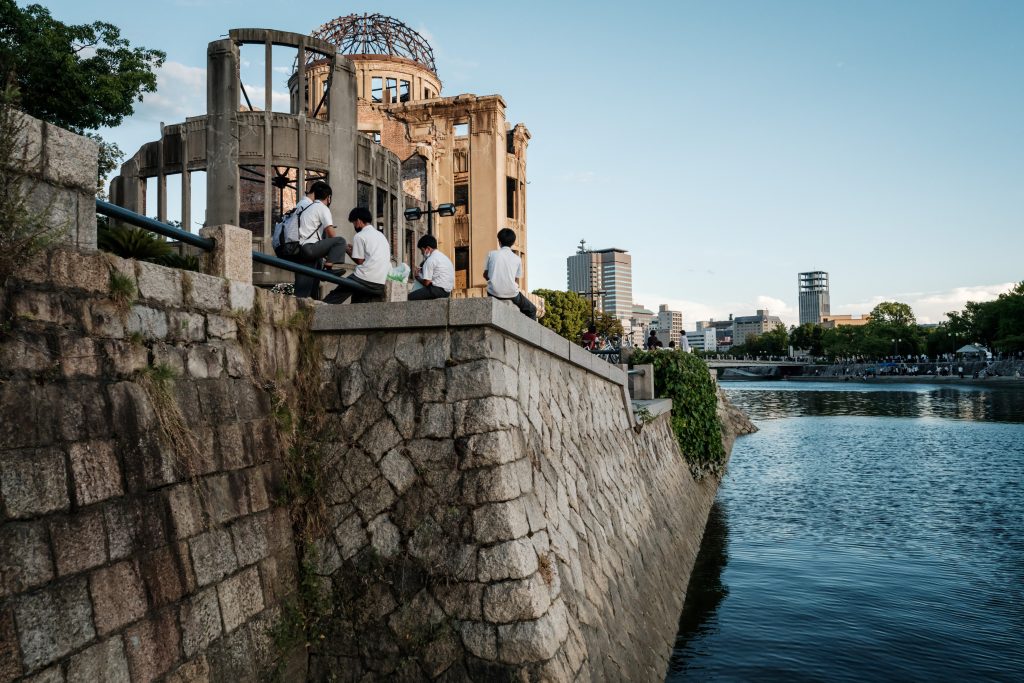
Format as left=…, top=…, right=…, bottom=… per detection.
left=0, top=1, right=165, bottom=134
left=533, top=289, right=589, bottom=342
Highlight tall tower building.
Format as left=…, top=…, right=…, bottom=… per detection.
left=798, top=271, right=830, bottom=325
left=566, top=242, right=633, bottom=323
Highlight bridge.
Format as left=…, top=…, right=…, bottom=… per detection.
left=704, top=359, right=809, bottom=368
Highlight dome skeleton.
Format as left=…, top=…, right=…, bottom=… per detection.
left=307, top=13, right=437, bottom=75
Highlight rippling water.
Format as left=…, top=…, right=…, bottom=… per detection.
left=668, top=382, right=1024, bottom=682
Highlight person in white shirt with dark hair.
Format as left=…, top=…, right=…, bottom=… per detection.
left=483, top=228, right=536, bottom=319
left=409, top=234, right=454, bottom=300
left=323, top=206, right=389, bottom=304
left=293, top=181, right=347, bottom=299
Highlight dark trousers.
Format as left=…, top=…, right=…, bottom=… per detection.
left=324, top=274, right=386, bottom=305
left=408, top=284, right=451, bottom=301
left=489, top=292, right=537, bottom=320
left=294, top=237, right=348, bottom=299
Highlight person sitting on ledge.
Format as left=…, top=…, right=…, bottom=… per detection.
left=323, top=207, right=389, bottom=305
left=483, top=228, right=536, bottom=319
left=409, top=234, right=454, bottom=301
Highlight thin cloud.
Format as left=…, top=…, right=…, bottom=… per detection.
left=832, top=282, right=1017, bottom=324
left=135, top=61, right=206, bottom=122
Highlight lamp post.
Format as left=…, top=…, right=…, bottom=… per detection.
left=404, top=201, right=456, bottom=236
left=892, top=337, right=902, bottom=359
left=583, top=289, right=606, bottom=327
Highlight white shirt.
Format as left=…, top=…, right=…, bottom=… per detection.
left=352, top=226, right=390, bottom=284
left=485, top=246, right=522, bottom=298
left=297, top=199, right=333, bottom=246
left=420, top=249, right=455, bottom=292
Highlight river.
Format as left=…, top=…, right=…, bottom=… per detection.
left=667, top=381, right=1024, bottom=682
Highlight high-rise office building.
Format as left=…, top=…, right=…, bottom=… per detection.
left=566, top=242, right=633, bottom=323
left=656, top=304, right=684, bottom=345
left=798, top=271, right=830, bottom=325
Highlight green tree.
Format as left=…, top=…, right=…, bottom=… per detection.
left=789, top=322, right=825, bottom=356
left=594, top=312, right=624, bottom=339
left=945, top=282, right=1024, bottom=354
left=0, top=1, right=164, bottom=194
left=868, top=301, right=916, bottom=327
left=533, top=289, right=589, bottom=341
left=867, top=301, right=922, bottom=356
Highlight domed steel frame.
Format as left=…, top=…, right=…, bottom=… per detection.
left=311, top=13, right=437, bottom=74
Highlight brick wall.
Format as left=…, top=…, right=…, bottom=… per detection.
left=1, top=248, right=307, bottom=682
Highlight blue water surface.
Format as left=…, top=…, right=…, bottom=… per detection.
left=668, top=382, right=1024, bottom=682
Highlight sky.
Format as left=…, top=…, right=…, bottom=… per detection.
left=33, top=0, right=1024, bottom=327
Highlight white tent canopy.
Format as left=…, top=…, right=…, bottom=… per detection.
left=956, top=344, right=987, bottom=356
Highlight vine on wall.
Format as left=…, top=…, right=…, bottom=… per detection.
left=630, top=349, right=725, bottom=478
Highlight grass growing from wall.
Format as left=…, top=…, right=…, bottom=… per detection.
left=630, top=349, right=725, bottom=479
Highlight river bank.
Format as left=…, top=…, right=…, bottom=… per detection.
left=779, top=375, right=1024, bottom=387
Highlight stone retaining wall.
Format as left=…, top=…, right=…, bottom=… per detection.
left=307, top=299, right=748, bottom=681
left=1, top=248, right=308, bottom=682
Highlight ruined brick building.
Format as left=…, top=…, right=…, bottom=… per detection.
left=109, top=14, right=530, bottom=296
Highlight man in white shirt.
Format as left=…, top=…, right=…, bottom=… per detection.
left=323, top=206, right=390, bottom=304
left=483, top=228, right=536, bottom=319
left=293, top=181, right=347, bottom=299
left=408, top=234, right=454, bottom=300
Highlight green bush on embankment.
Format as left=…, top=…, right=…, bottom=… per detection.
left=631, top=349, right=725, bottom=478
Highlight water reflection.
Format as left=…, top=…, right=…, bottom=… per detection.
left=666, top=502, right=729, bottom=679
left=723, top=382, right=1024, bottom=423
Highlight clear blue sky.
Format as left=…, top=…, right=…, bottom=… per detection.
left=35, top=0, right=1024, bottom=325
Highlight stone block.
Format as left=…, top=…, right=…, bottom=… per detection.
left=200, top=474, right=243, bottom=526
left=463, top=459, right=530, bottom=504
left=446, top=359, right=510, bottom=402
left=135, top=261, right=183, bottom=306
left=206, top=314, right=237, bottom=340
left=0, top=448, right=68, bottom=519
left=42, top=122, right=98, bottom=192
left=387, top=589, right=444, bottom=645
left=139, top=546, right=185, bottom=609
left=164, top=655, right=211, bottom=683
left=478, top=537, right=539, bottom=583
left=185, top=271, right=228, bottom=311
left=416, top=402, right=453, bottom=439
left=368, top=514, right=401, bottom=558
left=431, top=581, right=484, bottom=621
left=483, top=573, right=551, bottom=623
left=68, top=440, right=123, bottom=507
left=168, top=310, right=205, bottom=343
left=379, top=449, right=417, bottom=494
left=126, top=304, right=168, bottom=340
left=100, top=339, right=149, bottom=376
left=186, top=346, right=224, bottom=379
left=384, top=280, right=408, bottom=302
left=230, top=512, right=271, bottom=566
left=353, top=476, right=396, bottom=521
left=89, top=561, right=147, bottom=636
left=123, top=611, right=180, bottom=683
left=1, top=605, right=22, bottom=681
left=449, top=327, right=504, bottom=363
left=19, top=666, right=63, bottom=683
left=394, top=331, right=450, bottom=372
left=179, top=588, right=222, bottom=658
left=200, top=224, right=251, bottom=283
left=453, top=397, right=519, bottom=437
left=496, top=598, right=568, bottom=665
left=150, top=343, right=185, bottom=376
left=457, top=430, right=524, bottom=470
left=67, top=636, right=130, bottom=683
left=473, top=499, right=529, bottom=544
left=9, top=109, right=42, bottom=171
left=217, top=566, right=264, bottom=633
left=459, top=621, right=497, bottom=661
left=49, top=249, right=108, bottom=295
left=50, top=510, right=107, bottom=577
left=165, top=483, right=206, bottom=539
left=311, top=299, right=449, bottom=332
left=334, top=514, right=368, bottom=561
left=9, top=289, right=73, bottom=326
left=14, top=578, right=96, bottom=671
left=189, top=528, right=238, bottom=586
left=57, top=334, right=101, bottom=378
left=361, top=418, right=403, bottom=460
left=227, top=281, right=254, bottom=311
left=103, top=498, right=166, bottom=561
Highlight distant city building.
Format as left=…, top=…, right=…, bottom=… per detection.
left=820, top=314, right=870, bottom=329
left=627, top=304, right=656, bottom=346
left=798, top=271, right=831, bottom=325
left=732, top=309, right=783, bottom=347
left=697, top=319, right=735, bottom=350
left=656, top=304, right=684, bottom=345
left=686, top=329, right=717, bottom=353
left=566, top=241, right=633, bottom=323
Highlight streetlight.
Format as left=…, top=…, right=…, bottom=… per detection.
left=892, top=337, right=902, bottom=359
left=404, top=201, right=456, bottom=236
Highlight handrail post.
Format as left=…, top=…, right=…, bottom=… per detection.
left=199, top=224, right=253, bottom=283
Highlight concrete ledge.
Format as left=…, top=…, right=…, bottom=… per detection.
left=312, top=298, right=626, bottom=386
left=633, top=398, right=672, bottom=419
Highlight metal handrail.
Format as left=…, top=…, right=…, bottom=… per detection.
left=96, top=200, right=374, bottom=295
